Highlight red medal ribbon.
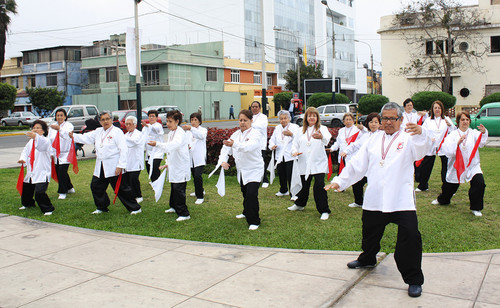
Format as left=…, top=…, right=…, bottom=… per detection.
left=381, top=131, right=402, bottom=161
left=67, top=137, right=79, bottom=174
left=17, top=164, right=24, bottom=196
left=113, top=173, right=123, bottom=204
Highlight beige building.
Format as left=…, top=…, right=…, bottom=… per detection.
left=0, top=57, right=23, bottom=92
left=378, top=0, right=500, bottom=112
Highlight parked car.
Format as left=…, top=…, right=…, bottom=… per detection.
left=294, top=103, right=358, bottom=127
left=143, top=105, right=183, bottom=128
left=470, top=102, right=500, bottom=136
left=112, top=110, right=162, bottom=133
left=1, top=111, right=40, bottom=126
left=42, top=105, right=99, bottom=131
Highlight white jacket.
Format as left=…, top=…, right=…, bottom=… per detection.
left=292, top=125, right=332, bottom=176
left=251, top=112, right=268, bottom=151
left=19, top=134, right=52, bottom=184
left=144, top=122, right=165, bottom=160
left=330, top=126, right=360, bottom=164
left=156, top=126, right=191, bottom=183
left=218, top=128, right=264, bottom=185
left=268, top=123, right=300, bottom=163
left=422, top=116, right=456, bottom=156
left=187, top=125, right=207, bottom=168
left=440, top=128, right=488, bottom=183
left=48, top=121, right=74, bottom=164
left=73, top=126, right=128, bottom=178
left=125, top=128, right=146, bottom=172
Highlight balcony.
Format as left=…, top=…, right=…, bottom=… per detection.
left=81, top=83, right=101, bottom=94
left=128, top=79, right=170, bottom=92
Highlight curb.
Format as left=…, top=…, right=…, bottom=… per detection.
left=0, top=132, right=26, bottom=137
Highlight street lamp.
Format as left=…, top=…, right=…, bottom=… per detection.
left=273, top=27, right=301, bottom=94
left=354, top=39, right=374, bottom=94
left=321, top=0, right=336, bottom=104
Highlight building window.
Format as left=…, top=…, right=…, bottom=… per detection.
left=39, top=50, right=50, bottom=63
left=27, top=76, right=36, bottom=88
left=106, top=67, right=117, bottom=83
left=491, top=36, right=500, bottom=53
left=267, top=74, right=272, bottom=86
left=143, top=64, right=160, bottom=85
left=206, top=67, right=217, bottom=82
left=253, top=72, right=261, bottom=84
left=27, top=52, right=38, bottom=64
left=46, top=73, right=57, bottom=87
left=88, top=69, right=99, bottom=85
left=10, top=77, right=19, bottom=88
left=231, top=70, right=240, bottom=83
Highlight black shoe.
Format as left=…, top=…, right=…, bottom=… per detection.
left=408, top=285, right=422, bottom=297
left=347, top=260, right=376, bottom=269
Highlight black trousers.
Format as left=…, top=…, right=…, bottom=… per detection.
left=55, top=162, right=74, bottom=194
left=437, top=173, right=486, bottom=211
left=240, top=181, right=261, bottom=226
left=170, top=182, right=189, bottom=216
left=22, top=180, right=54, bottom=213
left=261, top=150, right=269, bottom=184
left=229, top=113, right=235, bottom=119
left=358, top=210, right=424, bottom=286
left=90, top=165, right=141, bottom=212
left=191, top=165, right=204, bottom=199
left=276, top=159, right=293, bottom=194
left=352, top=177, right=367, bottom=205
left=124, top=171, right=142, bottom=199
left=295, top=173, right=331, bottom=214
left=417, top=155, right=448, bottom=191
left=146, top=158, right=162, bottom=182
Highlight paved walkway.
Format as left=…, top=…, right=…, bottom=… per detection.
left=0, top=215, right=499, bottom=307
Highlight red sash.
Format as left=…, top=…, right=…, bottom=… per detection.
left=339, top=157, right=346, bottom=175
left=52, top=131, right=61, bottom=158
left=436, top=128, right=449, bottom=154
left=338, top=131, right=359, bottom=175
left=417, top=116, right=424, bottom=126
left=29, top=139, right=35, bottom=169
left=17, top=165, right=24, bottom=196
left=51, top=157, right=59, bottom=182
left=67, top=138, right=79, bottom=174
left=454, top=133, right=483, bottom=183
left=327, top=153, right=333, bottom=180
left=113, top=173, right=122, bottom=204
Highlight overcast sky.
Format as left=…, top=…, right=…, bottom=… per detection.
left=5, top=0, right=478, bottom=70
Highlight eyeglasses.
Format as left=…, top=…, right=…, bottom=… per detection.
left=381, top=117, right=400, bottom=122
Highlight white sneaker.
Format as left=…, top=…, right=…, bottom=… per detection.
left=176, top=215, right=191, bottom=221
left=58, top=193, right=67, bottom=200
left=262, top=182, right=269, bottom=188
left=290, top=196, right=298, bottom=201
left=320, top=213, right=329, bottom=220
left=275, top=191, right=289, bottom=197
left=67, top=188, right=75, bottom=194
left=165, top=208, right=176, bottom=213
left=235, top=214, right=246, bottom=219
left=189, top=192, right=196, bottom=197
left=348, top=202, right=361, bottom=208
left=287, top=204, right=305, bottom=211
left=472, top=210, right=483, bottom=217
left=44, top=212, right=53, bottom=216
left=130, top=208, right=142, bottom=215
left=19, top=206, right=26, bottom=210
left=248, top=224, right=259, bottom=230
left=431, top=199, right=440, bottom=205
left=415, top=188, right=427, bottom=192
left=195, top=198, right=204, bottom=205
left=91, top=209, right=103, bottom=214
left=136, top=197, right=143, bottom=204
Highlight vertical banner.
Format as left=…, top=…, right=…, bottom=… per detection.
left=126, top=27, right=142, bottom=77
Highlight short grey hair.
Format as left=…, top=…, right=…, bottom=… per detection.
left=381, top=102, right=403, bottom=118
left=99, top=111, right=112, bottom=120
left=125, top=115, right=137, bottom=125
left=277, top=110, right=291, bottom=120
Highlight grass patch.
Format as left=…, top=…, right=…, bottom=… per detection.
left=1, top=148, right=499, bottom=253
left=0, top=126, right=29, bottom=132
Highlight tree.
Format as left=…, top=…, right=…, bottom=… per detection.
left=0, top=82, right=16, bottom=112
left=283, top=63, right=323, bottom=99
left=273, top=91, right=293, bottom=110
left=357, top=94, right=389, bottom=115
left=0, top=0, right=17, bottom=70
left=392, top=0, right=489, bottom=94
left=26, top=87, right=65, bottom=115
left=307, top=92, right=349, bottom=108
left=411, top=91, right=456, bottom=111
left=480, top=92, right=500, bottom=108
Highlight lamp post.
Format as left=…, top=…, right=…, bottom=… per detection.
left=273, top=27, right=301, bottom=94
left=354, top=39, right=374, bottom=94
left=110, top=37, right=122, bottom=110
left=134, top=0, right=143, bottom=129
left=321, top=0, right=336, bottom=104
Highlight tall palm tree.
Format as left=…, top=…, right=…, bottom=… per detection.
left=0, top=0, right=17, bottom=70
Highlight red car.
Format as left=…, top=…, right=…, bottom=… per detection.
left=112, top=110, right=162, bottom=133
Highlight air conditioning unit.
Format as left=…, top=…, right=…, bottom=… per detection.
left=459, top=42, right=469, bottom=52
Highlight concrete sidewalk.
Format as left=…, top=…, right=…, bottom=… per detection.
left=0, top=215, right=498, bottom=308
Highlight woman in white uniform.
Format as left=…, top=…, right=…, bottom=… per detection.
left=124, top=116, right=146, bottom=203
left=143, top=110, right=164, bottom=182
left=184, top=112, right=207, bottom=205
left=431, top=111, right=488, bottom=216
left=330, top=112, right=361, bottom=175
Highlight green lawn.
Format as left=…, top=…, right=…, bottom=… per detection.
left=1, top=148, right=499, bottom=253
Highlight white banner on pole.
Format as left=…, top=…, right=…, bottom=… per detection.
left=126, top=27, right=142, bottom=76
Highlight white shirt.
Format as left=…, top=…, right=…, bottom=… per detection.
left=156, top=126, right=191, bottom=183
left=292, top=125, right=332, bottom=176
left=218, top=128, right=264, bottom=185
left=144, top=122, right=165, bottom=160
left=186, top=125, right=207, bottom=168
left=73, top=126, right=128, bottom=178
left=48, top=121, right=74, bottom=164
left=422, top=116, right=456, bottom=156
left=441, top=128, right=488, bottom=183
left=345, top=127, right=375, bottom=156
left=125, top=128, right=146, bottom=172
left=330, top=125, right=360, bottom=164
left=268, top=123, right=300, bottom=163
left=19, top=134, right=52, bottom=184
left=331, top=129, right=432, bottom=213
left=251, top=112, right=269, bottom=151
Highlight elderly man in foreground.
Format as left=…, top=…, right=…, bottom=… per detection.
left=325, top=102, right=431, bottom=298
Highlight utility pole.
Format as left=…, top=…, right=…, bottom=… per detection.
left=260, top=0, right=268, bottom=116
left=355, top=39, right=374, bottom=94
left=321, top=0, right=336, bottom=104
left=134, top=0, right=142, bottom=129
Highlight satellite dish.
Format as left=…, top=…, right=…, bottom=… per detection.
left=459, top=42, right=469, bottom=52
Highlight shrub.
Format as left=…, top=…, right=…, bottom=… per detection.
left=0, top=83, right=17, bottom=113
left=479, top=92, right=500, bottom=107
left=357, top=94, right=389, bottom=115
left=273, top=91, right=293, bottom=110
left=307, top=93, right=350, bottom=108
left=412, top=91, right=456, bottom=111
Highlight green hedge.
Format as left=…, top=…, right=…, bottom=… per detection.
left=411, top=91, right=456, bottom=111
left=0, top=125, right=30, bottom=132
left=480, top=92, right=500, bottom=107
left=357, top=94, right=389, bottom=115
